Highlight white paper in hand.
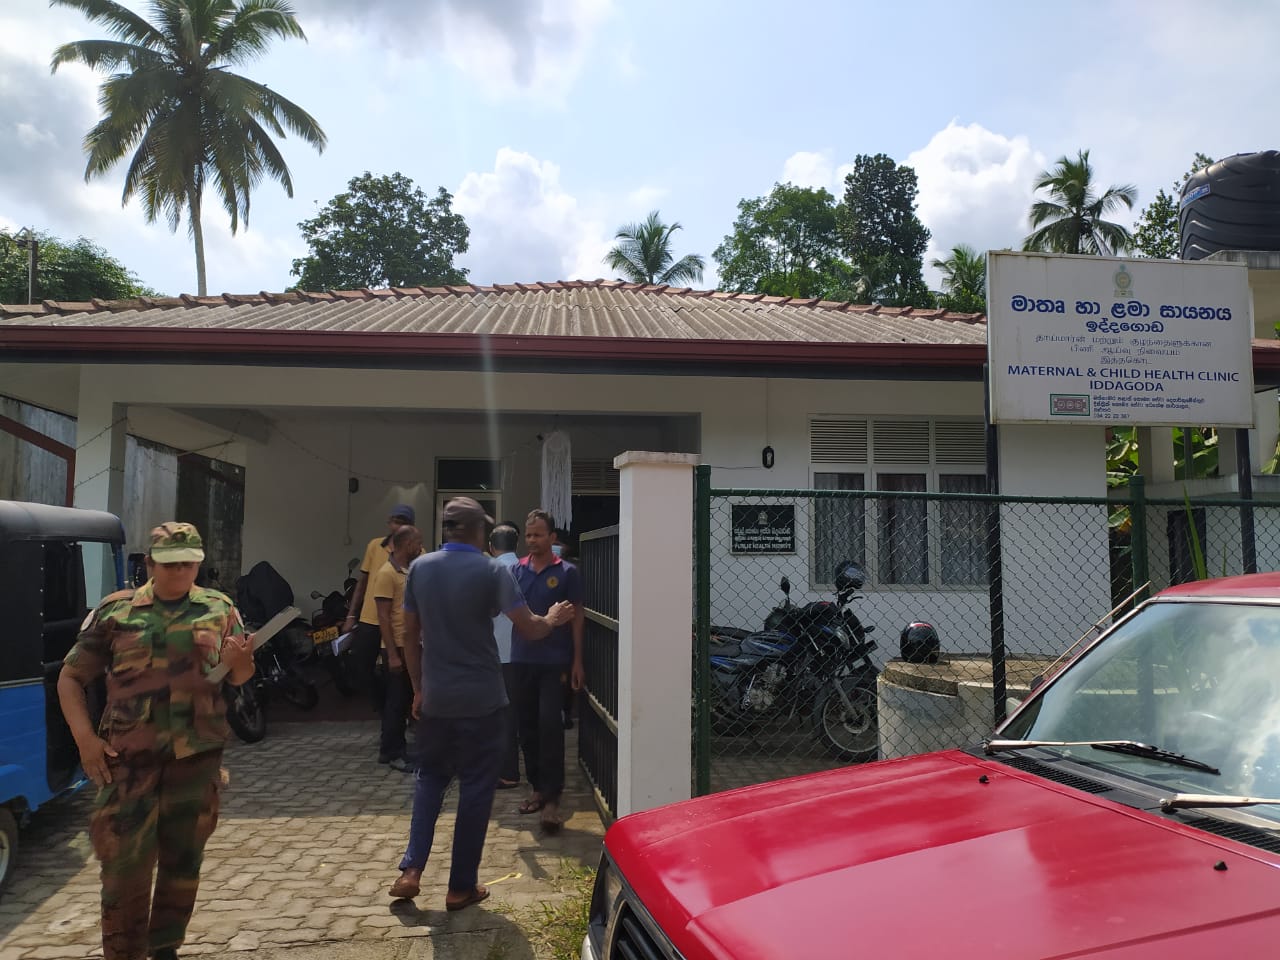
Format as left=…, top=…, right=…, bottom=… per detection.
left=206, top=606, right=302, bottom=684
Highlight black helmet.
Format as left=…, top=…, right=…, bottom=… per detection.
left=900, top=622, right=940, bottom=664
left=834, top=561, right=865, bottom=592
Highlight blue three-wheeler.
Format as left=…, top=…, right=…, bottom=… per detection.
left=0, top=500, right=125, bottom=895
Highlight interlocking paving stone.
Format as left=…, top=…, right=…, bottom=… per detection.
left=0, top=720, right=604, bottom=959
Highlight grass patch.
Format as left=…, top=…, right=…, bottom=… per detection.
left=517, top=860, right=596, bottom=959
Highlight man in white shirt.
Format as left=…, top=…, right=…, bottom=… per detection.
left=489, top=522, right=522, bottom=789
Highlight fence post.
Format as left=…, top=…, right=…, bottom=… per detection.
left=694, top=464, right=712, bottom=797
left=614, top=451, right=699, bottom=817
left=1130, top=474, right=1149, bottom=602
left=1237, top=428, right=1258, bottom=575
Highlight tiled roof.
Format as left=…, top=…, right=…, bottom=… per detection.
left=0, top=279, right=987, bottom=346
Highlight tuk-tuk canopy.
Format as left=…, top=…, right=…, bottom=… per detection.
left=0, top=501, right=125, bottom=545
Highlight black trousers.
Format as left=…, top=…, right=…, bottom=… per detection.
left=350, top=622, right=384, bottom=711
left=380, top=654, right=413, bottom=760
left=500, top=663, right=520, bottom=783
left=513, top=662, right=568, bottom=803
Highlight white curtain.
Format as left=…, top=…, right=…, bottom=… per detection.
left=540, top=430, right=572, bottom=531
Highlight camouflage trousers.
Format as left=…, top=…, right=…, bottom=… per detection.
left=89, top=748, right=223, bottom=960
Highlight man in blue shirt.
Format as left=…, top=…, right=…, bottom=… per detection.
left=392, top=498, right=572, bottom=909
left=512, top=509, right=585, bottom=834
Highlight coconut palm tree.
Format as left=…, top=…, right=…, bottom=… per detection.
left=931, top=243, right=986, bottom=312
left=604, top=211, right=705, bottom=285
left=51, top=0, right=327, bottom=295
left=1022, top=150, right=1137, bottom=255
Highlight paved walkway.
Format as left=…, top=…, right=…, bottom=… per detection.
left=0, top=720, right=605, bottom=959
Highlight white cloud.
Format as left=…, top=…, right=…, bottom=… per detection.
left=15, top=122, right=54, bottom=148
left=779, top=150, right=854, bottom=195
left=299, top=0, right=613, bottom=101
left=453, top=148, right=609, bottom=283
left=906, top=121, right=1045, bottom=287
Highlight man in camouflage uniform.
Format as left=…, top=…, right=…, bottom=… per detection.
left=57, top=523, right=254, bottom=960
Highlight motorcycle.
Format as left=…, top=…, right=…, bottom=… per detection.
left=226, top=561, right=322, bottom=743
left=708, top=561, right=880, bottom=763
left=305, top=558, right=360, bottom=697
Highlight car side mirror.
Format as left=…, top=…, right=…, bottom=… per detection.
left=310, top=590, right=323, bottom=600
left=347, top=557, right=359, bottom=571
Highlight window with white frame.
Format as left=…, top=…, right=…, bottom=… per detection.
left=810, top=418, right=987, bottom=587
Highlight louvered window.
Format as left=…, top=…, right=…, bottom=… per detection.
left=810, top=419, right=868, bottom=463
left=572, top=459, right=619, bottom=493
left=935, top=421, right=987, bottom=465
left=872, top=420, right=930, bottom=463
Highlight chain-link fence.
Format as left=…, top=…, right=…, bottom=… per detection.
left=692, top=466, right=1280, bottom=795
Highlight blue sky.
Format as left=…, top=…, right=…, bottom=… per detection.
left=2, top=0, right=1278, bottom=297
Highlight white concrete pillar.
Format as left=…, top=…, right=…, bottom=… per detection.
left=996, top=424, right=1111, bottom=654
left=614, top=451, right=698, bottom=817
left=1252, top=390, right=1279, bottom=474
left=1137, top=427, right=1176, bottom=485
left=74, top=371, right=127, bottom=602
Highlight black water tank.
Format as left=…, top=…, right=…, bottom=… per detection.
left=1180, top=151, right=1280, bottom=260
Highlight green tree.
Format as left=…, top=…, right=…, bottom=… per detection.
left=1022, top=149, right=1137, bottom=255
left=1133, top=153, right=1214, bottom=259
left=930, top=243, right=986, bottom=313
left=604, top=211, right=704, bottom=285
left=712, top=183, right=844, bottom=297
left=291, top=173, right=470, bottom=291
left=51, top=0, right=327, bottom=296
left=836, top=154, right=933, bottom=307
left=0, top=231, right=156, bottom=302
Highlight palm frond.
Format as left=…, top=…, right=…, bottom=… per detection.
left=659, top=253, right=705, bottom=286
left=49, top=0, right=166, bottom=50
left=50, top=38, right=166, bottom=73
left=205, top=0, right=307, bottom=65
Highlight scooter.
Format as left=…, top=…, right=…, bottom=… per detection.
left=708, top=562, right=880, bottom=763
left=227, top=561, right=322, bottom=743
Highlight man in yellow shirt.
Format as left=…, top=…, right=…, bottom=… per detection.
left=344, top=504, right=415, bottom=723
left=374, top=525, right=424, bottom=771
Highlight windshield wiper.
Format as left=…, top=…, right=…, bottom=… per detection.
left=1161, top=793, right=1280, bottom=812
left=984, top=739, right=1220, bottom=775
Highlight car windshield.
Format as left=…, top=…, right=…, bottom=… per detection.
left=1001, top=599, right=1280, bottom=824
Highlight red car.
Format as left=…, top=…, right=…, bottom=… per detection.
left=584, top=574, right=1280, bottom=959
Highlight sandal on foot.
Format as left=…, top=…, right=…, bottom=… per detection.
left=496, top=778, right=520, bottom=790
left=445, top=885, right=490, bottom=911
left=518, top=797, right=545, bottom=814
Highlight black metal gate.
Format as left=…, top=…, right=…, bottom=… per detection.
left=577, top=524, right=619, bottom=822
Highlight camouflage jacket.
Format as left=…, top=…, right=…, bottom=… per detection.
left=63, top=581, right=245, bottom=759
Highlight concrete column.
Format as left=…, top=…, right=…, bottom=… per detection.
left=74, top=371, right=127, bottom=602
left=1253, top=390, right=1279, bottom=473
left=996, top=424, right=1111, bottom=654
left=1137, top=427, right=1176, bottom=485
left=614, top=451, right=698, bottom=817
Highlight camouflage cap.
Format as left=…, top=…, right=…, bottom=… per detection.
left=149, top=521, right=205, bottom=563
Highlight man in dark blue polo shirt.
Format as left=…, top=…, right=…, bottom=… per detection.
left=512, top=509, right=585, bottom=833
left=391, top=498, right=573, bottom=909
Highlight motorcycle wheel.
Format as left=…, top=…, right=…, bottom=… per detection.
left=226, top=684, right=267, bottom=744
left=816, top=680, right=878, bottom=763
left=278, top=670, right=320, bottom=711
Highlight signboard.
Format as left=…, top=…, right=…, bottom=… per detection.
left=987, top=252, right=1254, bottom=426
left=731, top=504, right=795, bottom=555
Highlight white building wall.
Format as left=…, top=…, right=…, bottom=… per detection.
left=998, top=423, right=1112, bottom=654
